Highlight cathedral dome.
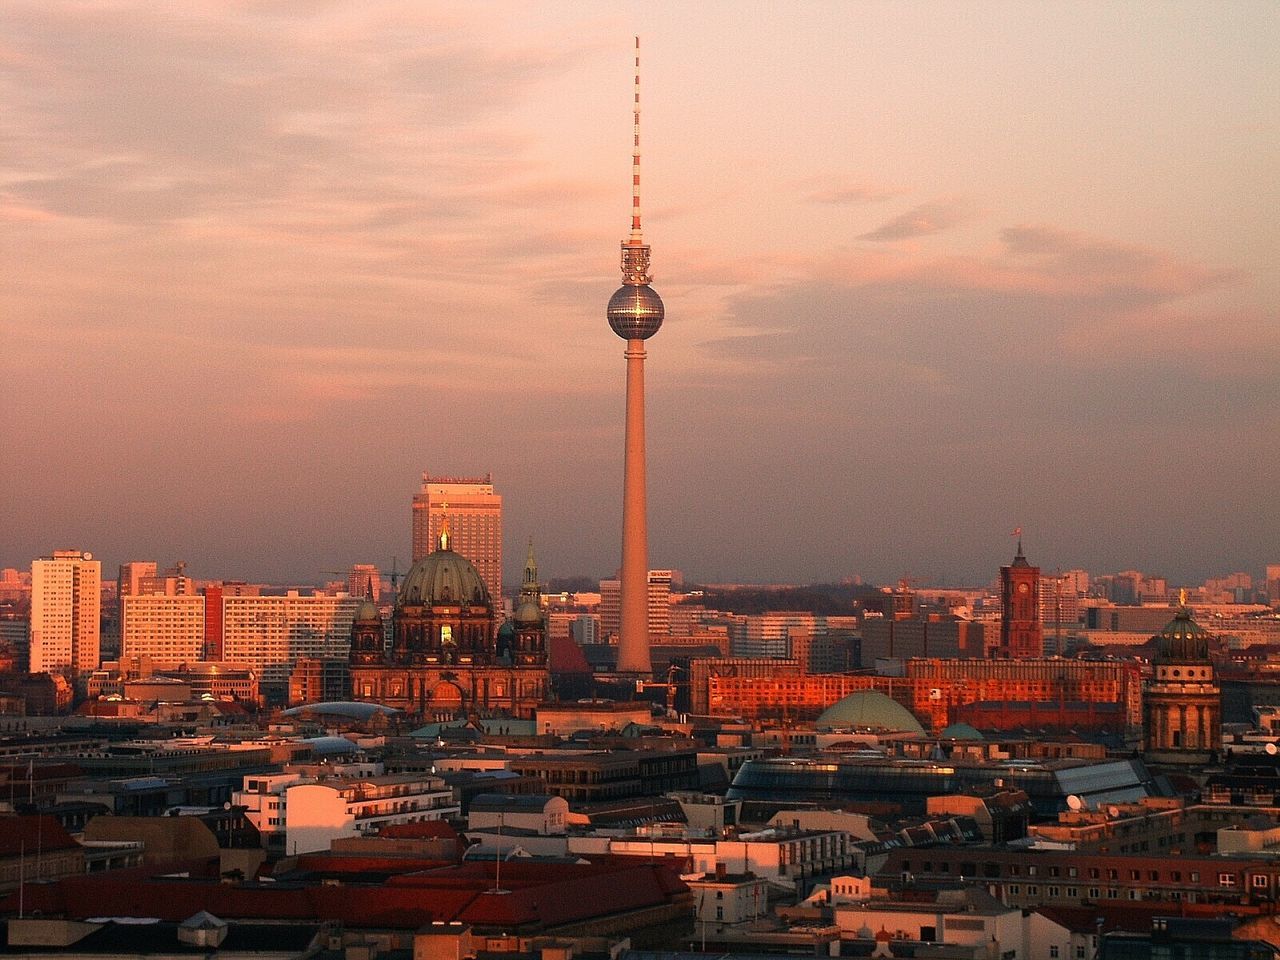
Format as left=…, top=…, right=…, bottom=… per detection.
left=607, top=284, right=664, bottom=340
left=398, top=547, right=490, bottom=609
left=514, top=600, right=542, bottom=626
left=1155, top=607, right=1209, bottom=662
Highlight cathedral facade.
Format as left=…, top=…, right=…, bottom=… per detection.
left=349, top=528, right=548, bottom=720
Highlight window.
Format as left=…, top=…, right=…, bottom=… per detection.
left=1190, top=872, right=1199, bottom=883
left=1089, top=887, right=1100, bottom=900
left=1253, top=875, right=1269, bottom=889
left=1050, top=948, right=1059, bottom=959
left=1219, top=873, right=1236, bottom=887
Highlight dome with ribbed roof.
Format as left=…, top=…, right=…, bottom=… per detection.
left=398, top=546, right=490, bottom=609
left=1155, top=607, right=1209, bottom=662
left=815, top=690, right=926, bottom=734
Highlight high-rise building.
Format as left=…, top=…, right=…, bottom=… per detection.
left=347, top=563, right=381, bottom=601
left=411, top=472, right=501, bottom=602
left=607, top=39, right=664, bottom=675
left=31, top=550, right=101, bottom=675
left=999, top=537, right=1042, bottom=659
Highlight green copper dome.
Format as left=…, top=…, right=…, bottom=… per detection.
left=1155, top=607, right=1209, bottom=662
left=397, top=547, right=490, bottom=609
left=815, top=690, right=926, bottom=734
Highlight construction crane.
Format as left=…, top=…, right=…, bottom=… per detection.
left=634, top=662, right=685, bottom=715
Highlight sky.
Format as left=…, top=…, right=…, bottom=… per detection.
left=2, top=1, right=1277, bottom=589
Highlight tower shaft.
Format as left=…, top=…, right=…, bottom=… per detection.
left=617, top=340, right=651, bottom=674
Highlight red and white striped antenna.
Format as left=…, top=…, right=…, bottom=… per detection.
left=630, top=36, right=643, bottom=243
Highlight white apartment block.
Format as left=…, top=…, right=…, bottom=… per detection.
left=221, top=593, right=359, bottom=685
left=285, top=774, right=459, bottom=855
left=121, top=594, right=205, bottom=662
left=31, top=550, right=101, bottom=674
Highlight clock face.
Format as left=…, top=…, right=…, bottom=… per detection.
left=1018, top=583, right=1030, bottom=595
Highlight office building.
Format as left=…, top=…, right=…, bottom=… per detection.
left=31, top=550, right=100, bottom=675
left=411, top=472, right=501, bottom=602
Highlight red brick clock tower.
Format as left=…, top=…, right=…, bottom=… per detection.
left=1000, top=534, right=1042, bottom=659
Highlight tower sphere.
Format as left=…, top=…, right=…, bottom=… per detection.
left=607, top=284, right=665, bottom=340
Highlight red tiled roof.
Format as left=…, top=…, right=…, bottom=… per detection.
left=381, top=820, right=458, bottom=840
left=548, top=635, right=592, bottom=675
left=0, top=855, right=688, bottom=931
left=1035, top=904, right=1168, bottom=934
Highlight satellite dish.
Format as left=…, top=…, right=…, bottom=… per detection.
left=1066, top=794, right=1084, bottom=811
left=1266, top=742, right=1277, bottom=756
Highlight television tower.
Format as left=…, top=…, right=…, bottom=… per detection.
left=607, top=37, right=664, bottom=675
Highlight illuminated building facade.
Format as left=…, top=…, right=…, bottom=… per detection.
left=31, top=550, right=100, bottom=675
left=705, top=657, right=1141, bottom=733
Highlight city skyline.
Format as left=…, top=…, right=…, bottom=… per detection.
left=3, top=3, right=1277, bottom=586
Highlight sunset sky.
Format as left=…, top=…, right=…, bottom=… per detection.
left=3, top=1, right=1277, bottom=587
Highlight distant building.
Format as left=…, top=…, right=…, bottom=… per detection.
left=600, top=570, right=673, bottom=642
left=346, top=563, right=381, bottom=601
left=411, top=471, right=501, bottom=602
left=31, top=550, right=100, bottom=675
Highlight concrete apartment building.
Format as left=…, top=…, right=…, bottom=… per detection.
left=121, top=594, right=205, bottom=662
left=30, top=550, right=100, bottom=675
left=221, top=593, right=359, bottom=689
